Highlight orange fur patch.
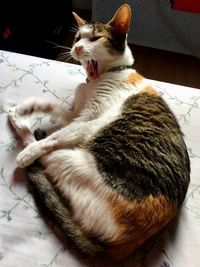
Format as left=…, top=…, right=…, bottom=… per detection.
left=108, top=4, right=131, bottom=34
left=100, top=36, right=108, bottom=44
left=106, top=193, right=178, bottom=260
left=140, top=86, right=158, bottom=96
left=124, top=72, right=144, bottom=86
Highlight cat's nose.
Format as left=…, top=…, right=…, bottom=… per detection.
left=75, top=46, right=83, bottom=56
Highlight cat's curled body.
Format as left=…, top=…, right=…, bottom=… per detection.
left=8, top=4, right=190, bottom=261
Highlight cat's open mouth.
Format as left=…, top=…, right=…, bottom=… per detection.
left=86, top=60, right=98, bottom=80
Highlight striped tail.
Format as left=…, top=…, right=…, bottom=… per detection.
left=27, top=163, right=103, bottom=256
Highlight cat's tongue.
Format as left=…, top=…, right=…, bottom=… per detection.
left=86, top=60, right=98, bottom=80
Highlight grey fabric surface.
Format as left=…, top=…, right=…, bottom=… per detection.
left=92, top=0, right=200, bottom=57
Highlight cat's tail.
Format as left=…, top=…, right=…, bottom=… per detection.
left=27, top=163, right=103, bottom=256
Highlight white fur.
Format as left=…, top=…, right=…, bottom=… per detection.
left=71, top=25, right=134, bottom=75
left=41, top=148, right=120, bottom=239
left=8, top=21, right=149, bottom=240
left=13, top=69, right=142, bottom=167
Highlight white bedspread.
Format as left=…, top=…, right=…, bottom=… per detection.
left=0, top=50, right=200, bottom=267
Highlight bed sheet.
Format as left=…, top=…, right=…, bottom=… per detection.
left=0, top=50, right=200, bottom=267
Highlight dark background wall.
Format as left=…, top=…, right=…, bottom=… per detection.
left=0, top=1, right=72, bottom=59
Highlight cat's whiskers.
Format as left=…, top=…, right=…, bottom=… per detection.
left=46, top=40, right=71, bottom=51
left=76, top=50, right=93, bottom=62
left=11, top=4, right=190, bottom=261
left=58, top=50, right=70, bottom=60
left=80, top=49, right=98, bottom=62
left=90, top=52, right=98, bottom=61
left=58, top=51, right=74, bottom=62
left=44, top=40, right=75, bottom=62
left=69, top=26, right=79, bottom=33
left=46, top=40, right=73, bottom=62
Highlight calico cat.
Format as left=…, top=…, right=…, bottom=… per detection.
left=8, top=4, right=190, bottom=261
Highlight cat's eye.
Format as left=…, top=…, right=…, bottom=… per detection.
left=75, top=35, right=81, bottom=42
left=89, top=36, right=101, bottom=42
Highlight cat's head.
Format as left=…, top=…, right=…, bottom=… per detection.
left=70, top=4, right=134, bottom=80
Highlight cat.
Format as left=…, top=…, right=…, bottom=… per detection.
left=8, top=4, right=190, bottom=261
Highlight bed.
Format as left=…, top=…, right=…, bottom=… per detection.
left=0, top=50, right=200, bottom=267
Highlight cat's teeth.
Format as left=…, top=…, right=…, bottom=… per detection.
left=86, top=60, right=98, bottom=79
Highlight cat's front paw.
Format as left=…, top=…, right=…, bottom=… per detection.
left=16, top=142, right=42, bottom=168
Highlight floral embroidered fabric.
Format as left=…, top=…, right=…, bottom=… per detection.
left=0, top=50, right=199, bottom=267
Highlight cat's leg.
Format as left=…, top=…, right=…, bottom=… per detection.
left=8, top=97, right=77, bottom=132
left=8, top=98, right=51, bottom=147
left=8, top=107, right=35, bottom=147
left=8, top=96, right=80, bottom=148
left=9, top=97, right=69, bottom=117
left=16, top=115, right=109, bottom=168
left=38, top=147, right=119, bottom=243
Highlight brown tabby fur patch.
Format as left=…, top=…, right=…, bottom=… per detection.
left=91, top=23, right=127, bottom=54
left=22, top=4, right=190, bottom=262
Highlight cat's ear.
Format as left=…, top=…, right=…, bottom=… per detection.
left=108, top=4, right=131, bottom=34
left=72, top=12, right=87, bottom=27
